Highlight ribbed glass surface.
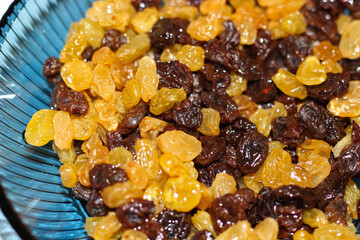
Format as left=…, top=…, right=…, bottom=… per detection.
left=0, top=0, right=94, bottom=239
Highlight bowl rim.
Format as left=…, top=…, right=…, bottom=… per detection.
left=0, top=0, right=38, bottom=238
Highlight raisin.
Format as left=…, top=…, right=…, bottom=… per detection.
left=201, top=91, right=239, bottom=123
left=339, top=0, right=360, bottom=17
left=275, top=205, right=303, bottom=239
left=256, top=187, right=277, bottom=220
left=319, top=0, right=344, bottom=16
left=237, top=50, right=263, bottom=81
left=198, top=162, right=235, bottom=187
left=199, top=63, right=231, bottom=92
left=236, top=131, right=268, bottom=174
left=132, top=0, right=160, bottom=11
left=325, top=196, right=347, bottom=226
left=210, top=193, right=247, bottom=234
left=278, top=35, right=312, bottom=73
left=335, top=140, right=360, bottom=179
left=219, top=20, right=240, bottom=48
left=156, top=209, right=191, bottom=240
left=101, top=29, right=127, bottom=52
left=89, top=163, right=128, bottom=190
left=149, top=18, right=191, bottom=49
left=115, top=199, right=155, bottom=228
left=136, top=221, right=167, bottom=240
left=222, top=116, right=257, bottom=146
left=323, top=114, right=346, bottom=146
left=234, top=188, right=256, bottom=210
left=86, top=189, right=109, bottom=217
left=271, top=185, right=318, bottom=209
left=357, top=198, right=360, bottom=219
left=162, top=124, right=200, bottom=139
left=57, top=89, right=89, bottom=116
left=276, top=94, right=298, bottom=115
left=117, top=101, right=148, bottom=135
left=195, top=136, right=226, bottom=166
left=352, top=121, right=360, bottom=142
left=73, top=182, right=91, bottom=201
left=106, top=131, right=123, bottom=151
left=340, top=58, right=360, bottom=80
left=157, top=61, right=194, bottom=94
left=307, top=72, right=350, bottom=102
left=247, top=30, right=278, bottom=66
left=122, top=131, right=141, bottom=159
left=74, top=140, right=84, bottom=155
left=81, top=46, right=96, bottom=62
left=172, top=100, right=202, bottom=129
left=186, top=0, right=204, bottom=7
left=297, top=101, right=328, bottom=140
left=205, top=39, right=241, bottom=71
left=191, top=230, right=215, bottom=240
left=272, top=116, right=305, bottom=148
left=246, top=70, right=279, bottom=104
left=42, top=57, right=64, bottom=85
left=50, top=81, right=68, bottom=110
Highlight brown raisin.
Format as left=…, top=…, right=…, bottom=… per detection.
left=205, top=39, right=241, bottom=72
left=73, top=182, right=91, bottom=201
left=199, top=63, right=231, bottom=92
left=50, top=81, right=68, bottom=110
left=272, top=116, right=305, bottom=148
left=116, top=199, right=155, bottom=228
left=275, top=94, right=298, bottom=116
left=247, top=30, right=278, bottom=66
left=219, top=20, right=240, bottom=48
left=101, top=29, right=127, bottom=52
left=42, top=57, right=64, bottom=85
left=132, top=0, right=160, bottom=11
left=246, top=70, right=279, bottom=104
left=81, top=46, right=97, bottom=62
left=191, top=230, right=215, bottom=240
left=58, top=89, right=89, bottom=116
left=198, top=162, right=235, bottom=187
left=325, top=196, right=347, bottom=225
left=117, top=101, right=148, bottom=135
left=86, top=189, right=109, bottom=217
left=195, top=136, right=226, bottom=166
left=89, top=163, right=128, bottom=190
left=136, top=221, right=167, bottom=240
left=172, top=100, right=202, bottom=129
left=275, top=205, right=303, bottom=239
left=156, top=209, right=191, bottom=240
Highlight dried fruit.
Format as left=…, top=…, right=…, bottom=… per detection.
left=53, top=111, right=74, bottom=150
left=296, top=56, right=327, bottom=86
left=59, top=34, right=87, bottom=63
left=115, top=33, right=151, bottom=64
left=272, top=68, right=307, bottom=100
left=136, top=56, right=159, bottom=102
left=187, top=15, right=223, bottom=41
left=61, top=60, right=93, bottom=91
left=177, top=45, right=205, bottom=71
left=25, top=109, right=57, bottom=146
left=339, top=20, right=360, bottom=60
left=131, top=7, right=159, bottom=34
left=197, top=108, right=220, bottom=136
left=150, top=88, right=187, bottom=115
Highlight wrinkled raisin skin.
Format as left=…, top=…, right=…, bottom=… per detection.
left=73, top=182, right=92, bottom=202
left=116, top=199, right=155, bottom=228
left=157, top=61, right=194, bottom=94
left=42, top=57, right=64, bottom=85
left=172, top=100, right=202, bottom=129
left=132, top=0, right=160, bottom=11
left=198, top=162, right=235, bottom=187
left=271, top=185, right=318, bottom=209
left=195, top=136, right=226, bottom=166
left=50, top=81, right=68, bottom=110
left=191, top=230, right=214, bottom=240
left=117, top=101, right=148, bottom=135
left=219, top=20, right=240, bottom=48
left=58, top=89, right=89, bottom=116
left=272, top=116, right=305, bottom=148
left=199, top=63, right=231, bottom=92
left=247, top=77, right=278, bottom=104
left=236, top=131, right=268, bottom=174
left=156, top=209, right=192, bottom=240
left=89, top=163, right=128, bottom=190
left=86, top=189, right=109, bottom=217
left=136, top=221, right=167, bottom=240
left=325, top=196, right=347, bottom=226
left=82, top=46, right=97, bottom=62
left=101, top=28, right=127, bottom=51
left=275, top=205, right=303, bottom=239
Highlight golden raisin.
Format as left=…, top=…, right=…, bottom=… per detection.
left=122, top=230, right=148, bottom=240
left=139, top=116, right=168, bottom=139
left=25, top=109, right=57, bottom=146
left=94, top=100, right=118, bottom=131
left=314, top=41, right=342, bottom=62
left=191, top=210, right=216, bottom=236
left=313, top=223, right=357, bottom=240
left=71, top=100, right=98, bottom=140
left=337, top=14, right=352, bottom=35
left=187, top=15, right=223, bottom=41
left=253, top=218, right=279, bottom=240
left=294, top=230, right=314, bottom=240
left=108, top=147, right=133, bottom=168
left=327, top=81, right=360, bottom=117
left=160, top=44, right=181, bottom=62
left=296, top=56, right=327, bottom=86
left=59, top=163, right=78, bottom=188
left=52, top=142, right=76, bottom=164
left=59, top=33, right=87, bottom=63
left=100, top=181, right=143, bottom=208
left=115, top=33, right=151, bottom=64
left=159, top=153, right=190, bottom=177
left=92, top=212, right=122, bottom=240
left=303, top=208, right=329, bottom=228
left=122, top=79, right=141, bottom=110
left=53, top=111, right=74, bottom=150
left=250, top=109, right=271, bottom=137
left=111, top=62, right=135, bottom=90
left=143, top=182, right=164, bottom=214
left=79, top=19, right=105, bottom=48
left=136, top=56, right=159, bottom=102
left=339, top=20, right=360, bottom=60
left=150, top=88, right=187, bottom=115
left=216, top=220, right=252, bottom=240
left=226, top=72, right=247, bottom=97
left=177, top=45, right=205, bottom=71
left=344, top=179, right=360, bottom=220
left=92, top=47, right=115, bottom=65
left=125, top=161, right=149, bottom=190
left=279, top=11, right=306, bottom=35
left=135, top=138, right=160, bottom=180
left=272, top=68, right=307, bottom=99
left=61, top=60, right=93, bottom=91
left=197, top=108, right=221, bottom=136
left=211, top=172, right=237, bottom=199
left=131, top=7, right=159, bottom=34
left=266, top=0, right=306, bottom=21
left=92, top=64, right=116, bottom=101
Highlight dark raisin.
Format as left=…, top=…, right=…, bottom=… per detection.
left=57, top=89, right=89, bottom=116
left=271, top=185, right=319, bottom=209
left=247, top=30, right=278, bottom=66
left=357, top=198, right=360, bottom=219
left=131, top=0, right=160, bottom=11
left=106, top=130, right=123, bottom=151
left=297, top=101, right=328, bottom=140
left=73, top=182, right=91, bottom=201
left=162, top=124, right=201, bottom=139
left=247, top=73, right=278, bottom=103
left=324, top=114, right=346, bottom=146
left=198, top=162, right=235, bottom=187
left=195, top=136, right=226, bottom=166
left=121, top=131, right=141, bottom=159
left=325, top=196, right=347, bottom=225
left=210, top=193, right=247, bottom=234
left=205, top=39, right=241, bottom=71
left=50, top=81, right=68, bottom=110
left=74, top=140, right=84, bottom=155
left=272, top=116, right=305, bottom=148
left=115, top=199, right=155, bottom=228
left=101, top=28, right=127, bottom=51
left=352, top=121, right=360, bottom=142
left=42, top=57, right=63, bottom=77
left=234, top=188, right=256, bottom=210
left=81, top=46, right=97, bottom=62
left=86, top=189, right=109, bottom=217
left=172, top=100, right=202, bottom=129
left=201, top=91, right=239, bottom=123
left=335, top=140, right=360, bottom=179
left=136, top=221, right=167, bottom=240
left=256, top=187, right=277, bottom=219
left=191, top=230, right=215, bottom=240
left=221, top=145, right=238, bottom=168
left=199, top=63, right=231, bottom=92
left=237, top=50, right=263, bottom=81
left=222, top=117, right=257, bottom=146
left=340, top=58, right=360, bottom=80
left=340, top=0, right=360, bottom=17
left=219, top=20, right=240, bottom=47
left=276, top=94, right=298, bottom=115
left=186, top=0, right=204, bottom=7
left=89, top=163, right=128, bottom=190
left=278, top=35, right=312, bottom=73
left=236, top=131, right=268, bottom=174
left=319, top=0, right=344, bottom=16
left=275, top=205, right=303, bottom=238
left=149, top=18, right=190, bottom=49
left=307, top=72, right=350, bottom=102
left=117, top=101, right=148, bottom=134
left=157, top=61, right=194, bottom=94
left=156, top=209, right=191, bottom=240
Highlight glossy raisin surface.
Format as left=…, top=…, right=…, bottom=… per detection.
left=156, top=209, right=192, bottom=240
left=172, top=100, right=202, bottom=129
left=101, top=29, right=127, bottom=51
left=89, top=163, right=128, bottom=190
left=116, top=199, right=155, bottom=228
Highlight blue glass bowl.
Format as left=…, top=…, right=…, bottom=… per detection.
left=0, top=0, right=95, bottom=239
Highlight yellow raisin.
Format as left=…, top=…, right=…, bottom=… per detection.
left=92, top=64, right=116, bottom=101
left=101, top=181, right=143, bottom=208
left=53, top=111, right=74, bottom=150
left=163, top=175, right=201, bottom=212
left=294, top=230, right=314, bottom=240
left=59, top=33, right=87, bottom=63
left=250, top=109, right=271, bottom=137
left=313, top=223, right=357, bottom=240
left=226, top=72, right=247, bottom=97
left=314, top=41, right=342, bottom=62
left=61, top=60, right=93, bottom=91
left=52, top=142, right=76, bottom=164
left=231, top=5, right=268, bottom=30
left=232, top=94, right=258, bottom=118
left=187, top=15, right=223, bottom=41
left=94, top=100, right=118, bottom=131
left=81, top=132, right=102, bottom=155
left=243, top=165, right=263, bottom=194
left=79, top=19, right=105, bottom=48
left=160, top=44, right=181, bottom=62
left=266, top=0, right=306, bottom=21
left=107, top=12, right=131, bottom=32
left=191, top=210, right=216, bottom=236
left=269, top=20, right=288, bottom=39
left=176, top=45, right=205, bottom=72
left=85, top=216, right=102, bottom=238
left=344, top=179, right=360, bottom=220
left=327, top=81, right=360, bottom=117
left=143, top=182, right=164, bottom=214
left=216, top=220, right=252, bottom=240
left=184, top=161, right=199, bottom=179
left=229, top=0, right=255, bottom=9
left=116, top=33, right=151, bottom=64
left=92, top=212, right=122, bottom=240
left=25, top=109, right=57, bottom=146
left=297, top=139, right=331, bottom=160
left=71, top=100, right=98, bottom=140
left=234, top=20, right=258, bottom=45
left=122, top=230, right=148, bottom=240
left=337, top=14, right=352, bottom=35
left=296, top=56, right=327, bottom=86
left=86, top=1, right=116, bottom=27
left=125, top=161, right=149, bottom=190
left=297, top=153, right=331, bottom=188
left=111, top=62, right=135, bottom=90
left=108, top=147, right=133, bottom=168
left=135, top=138, right=160, bottom=180
left=197, top=183, right=214, bottom=210
left=332, top=133, right=351, bottom=158
left=150, top=88, right=187, bottom=115
left=66, top=22, right=80, bottom=43
left=280, top=163, right=311, bottom=188
left=272, top=68, right=307, bottom=99
left=197, top=108, right=221, bottom=136
left=59, top=163, right=78, bottom=188
left=321, top=60, right=343, bottom=74
left=303, top=208, right=329, bottom=228
left=211, top=172, right=237, bottom=199
left=339, top=20, right=360, bottom=60
left=160, top=5, right=198, bottom=22
left=253, top=218, right=279, bottom=240
left=122, top=79, right=141, bottom=110
left=92, top=47, right=115, bottom=65
left=114, top=0, right=136, bottom=17
left=279, top=11, right=306, bottom=35
left=157, top=130, right=202, bottom=162
left=131, top=7, right=159, bottom=34
left=159, top=153, right=190, bottom=177
left=136, top=56, right=159, bottom=102
left=139, top=116, right=168, bottom=139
